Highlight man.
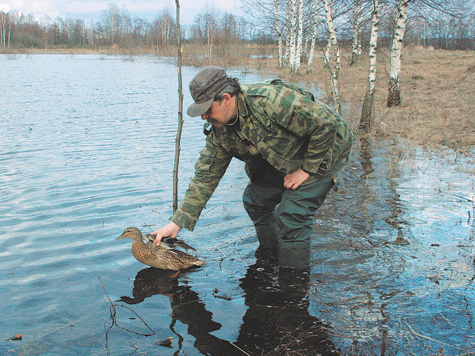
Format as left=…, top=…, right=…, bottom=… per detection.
left=152, top=66, right=353, bottom=269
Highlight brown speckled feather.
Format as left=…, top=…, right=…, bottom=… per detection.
left=131, top=241, right=204, bottom=270
left=117, top=227, right=205, bottom=271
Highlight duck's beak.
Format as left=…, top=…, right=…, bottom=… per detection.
left=116, top=234, right=127, bottom=240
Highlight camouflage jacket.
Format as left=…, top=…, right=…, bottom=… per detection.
left=170, top=79, right=353, bottom=231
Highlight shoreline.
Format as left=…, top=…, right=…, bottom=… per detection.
left=4, top=46, right=474, bottom=150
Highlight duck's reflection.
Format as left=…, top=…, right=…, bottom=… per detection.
left=120, top=254, right=337, bottom=355
left=120, top=268, right=239, bottom=354
left=119, top=268, right=178, bottom=304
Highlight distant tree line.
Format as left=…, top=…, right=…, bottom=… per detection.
left=2, top=1, right=473, bottom=52
left=0, top=3, right=256, bottom=50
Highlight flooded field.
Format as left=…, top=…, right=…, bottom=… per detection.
left=1, top=54, right=474, bottom=355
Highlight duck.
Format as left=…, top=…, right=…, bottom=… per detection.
left=117, top=227, right=205, bottom=271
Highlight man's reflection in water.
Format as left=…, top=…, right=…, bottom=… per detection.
left=236, top=249, right=338, bottom=354
left=120, top=251, right=337, bottom=355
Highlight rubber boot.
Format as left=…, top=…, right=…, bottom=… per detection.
left=255, top=223, right=280, bottom=251
left=279, top=242, right=311, bottom=269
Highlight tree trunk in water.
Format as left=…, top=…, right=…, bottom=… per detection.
left=387, top=0, right=410, bottom=107
left=350, top=0, right=361, bottom=65
left=323, top=0, right=341, bottom=115
left=360, top=91, right=374, bottom=133
left=173, top=0, right=184, bottom=213
left=307, top=0, right=319, bottom=73
left=359, top=0, right=379, bottom=133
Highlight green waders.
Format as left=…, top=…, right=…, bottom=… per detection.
left=243, top=158, right=347, bottom=269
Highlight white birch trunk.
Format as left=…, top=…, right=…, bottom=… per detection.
left=360, top=0, right=380, bottom=132
left=307, top=0, right=319, bottom=73
left=1, top=13, right=5, bottom=48
left=350, top=0, right=361, bottom=65
left=7, top=21, right=11, bottom=48
left=323, top=0, right=341, bottom=114
left=289, top=0, right=298, bottom=73
left=294, top=0, right=304, bottom=73
left=274, top=0, right=284, bottom=69
left=323, top=41, right=331, bottom=68
left=284, top=1, right=291, bottom=65
left=387, top=0, right=410, bottom=107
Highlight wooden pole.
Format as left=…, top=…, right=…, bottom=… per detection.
left=173, top=0, right=183, bottom=213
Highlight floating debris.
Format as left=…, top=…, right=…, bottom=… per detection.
left=157, top=337, right=173, bottom=348
left=5, top=334, right=22, bottom=341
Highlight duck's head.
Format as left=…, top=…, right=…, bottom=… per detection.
left=117, top=227, right=143, bottom=242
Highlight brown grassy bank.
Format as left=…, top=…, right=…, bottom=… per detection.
left=9, top=44, right=474, bottom=149
left=182, top=43, right=475, bottom=150
left=263, top=46, right=475, bottom=150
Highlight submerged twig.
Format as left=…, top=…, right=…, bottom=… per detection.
left=229, top=341, right=251, bottom=356
left=404, top=320, right=462, bottom=350
left=98, top=275, right=156, bottom=352
left=441, top=192, right=474, bottom=203
left=213, top=288, right=232, bottom=301
left=341, top=201, right=357, bottom=214
left=52, top=305, right=74, bottom=327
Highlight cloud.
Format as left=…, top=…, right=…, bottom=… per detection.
left=1, top=0, right=243, bottom=24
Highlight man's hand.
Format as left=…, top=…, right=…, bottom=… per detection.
left=283, top=169, right=309, bottom=190
left=151, top=222, right=182, bottom=245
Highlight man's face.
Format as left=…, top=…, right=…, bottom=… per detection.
left=201, top=101, right=228, bottom=127
left=200, top=94, right=236, bottom=127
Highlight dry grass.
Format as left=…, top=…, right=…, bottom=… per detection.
left=196, top=44, right=475, bottom=150
left=278, top=47, right=473, bottom=149
left=372, top=46, right=475, bottom=149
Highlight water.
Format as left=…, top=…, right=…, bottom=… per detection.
left=1, top=54, right=474, bottom=355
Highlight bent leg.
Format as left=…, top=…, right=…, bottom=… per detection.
left=276, top=175, right=334, bottom=269
left=243, top=175, right=284, bottom=251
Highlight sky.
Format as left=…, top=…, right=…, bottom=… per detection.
left=0, top=0, right=244, bottom=25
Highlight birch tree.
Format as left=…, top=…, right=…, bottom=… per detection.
left=322, top=0, right=342, bottom=114
left=387, top=0, right=410, bottom=107
left=283, top=1, right=290, bottom=65
left=360, top=0, right=380, bottom=132
left=307, top=0, right=320, bottom=72
left=350, top=0, right=362, bottom=65
left=274, top=0, right=284, bottom=68
left=205, top=14, right=213, bottom=57
left=0, top=12, right=12, bottom=48
left=294, top=0, right=304, bottom=73
left=288, top=0, right=298, bottom=72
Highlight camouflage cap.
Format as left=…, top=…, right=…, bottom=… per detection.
left=187, top=66, right=231, bottom=117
